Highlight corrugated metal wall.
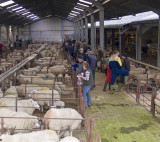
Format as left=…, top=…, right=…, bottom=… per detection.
left=19, top=17, right=74, bottom=42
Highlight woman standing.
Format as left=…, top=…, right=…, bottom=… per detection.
left=78, top=62, right=93, bottom=107
left=103, top=52, right=113, bottom=91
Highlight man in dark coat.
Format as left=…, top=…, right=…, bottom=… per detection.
left=87, top=51, right=97, bottom=89
left=117, top=53, right=130, bottom=91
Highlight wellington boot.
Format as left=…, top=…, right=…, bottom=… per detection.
left=110, top=85, right=114, bottom=94
left=115, top=83, right=123, bottom=92
left=103, top=82, right=107, bottom=91
left=124, top=76, right=130, bottom=85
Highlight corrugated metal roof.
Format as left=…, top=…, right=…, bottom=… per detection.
left=88, top=11, right=159, bottom=28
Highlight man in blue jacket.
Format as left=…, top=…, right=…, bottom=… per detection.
left=87, top=51, right=97, bottom=89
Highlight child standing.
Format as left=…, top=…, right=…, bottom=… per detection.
left=103, top=52, right=113, bottom=91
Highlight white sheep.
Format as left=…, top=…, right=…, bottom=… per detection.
left=0, top=97, right=40, bottom=115
left=64, top=74, right=71, bottom=83
left=0, top=130, right=59, bottom=142
left=0, top=108, right=40, bottom=134
left=4, top=86, right=18, bottom=97
left=43, top=108, right=83, bottom=137
left=29, top=90, right=64, bottom=111
left=60, top=136, right=80, bottom=142
left=0, top=89, right=3, bottom=97
left=57, top=74, right=63, bottom=82
left=16, top=84, right=42, bottom=97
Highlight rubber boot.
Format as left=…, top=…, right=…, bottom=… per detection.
left=115, top=83, right=123, bottom=92
left=109, top=83, right=111, bottom=90
left=103, top=82, right=107, bottom=91
left=124, top=76, right=130, bottom=85
left=110, top=85, right=114, bottom=94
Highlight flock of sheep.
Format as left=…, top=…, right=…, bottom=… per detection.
left=0, top=44, right=83, bottom=142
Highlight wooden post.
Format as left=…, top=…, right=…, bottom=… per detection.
left=150, top=88, right=156, bottom=116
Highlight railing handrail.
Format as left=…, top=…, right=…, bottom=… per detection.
left=129, top=57, right=160, bottom=71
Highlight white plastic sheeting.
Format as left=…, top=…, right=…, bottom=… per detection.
left=88, top=11, right=159, bottom=28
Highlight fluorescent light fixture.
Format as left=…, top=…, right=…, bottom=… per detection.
left=22, top=11, right=30, bottom=15
left=71, top=10, right=80, bottom=14
left=12, top=6, right=23, bottom=11
left=32, top=17, right=39, bottom=20
left=0, top=0, right=14, bottom=7
left=103, top=0, right=110, bottom=4
left=30, top=16, right=38, bottom=19
left=69, top=13, right=77, bottom=16
left=46, top=15, right=52, bottom=18
left=74, top=7, right=84, bottom=11
left=27, top=14, right=34, bottom=17
left=68, top=15, right=74, bottom=17
left=77, top=2, right=89, bottom=7
left=16, top=8, right=25, bottom=13
left=7, top=4, right=18, bottom=9
left=79, top=0, right=92, bottom=5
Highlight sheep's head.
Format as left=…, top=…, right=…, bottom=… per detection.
left=31, top=99, right=40, bottom=110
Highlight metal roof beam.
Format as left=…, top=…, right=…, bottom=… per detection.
left=133, top=0, right=160, bottom=14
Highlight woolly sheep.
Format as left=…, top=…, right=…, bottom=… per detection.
left=29, top=90, right=63, bottom=110
left=0, top=108, right=40, bottom=134
left=0, top=130, right=59, bottom=142
left=16, top=84, right=42, bottom=97
left=49, top=66, right=68, bottom=75
left=0, top=98, right=40, bottom=115
left=37, top=73, right=55, bottom=80
left=43, top=108, right=83, bottom=137
left=60, top=136, right=80, bottom=142
left=4, top=86, right=18, bottom=97
left=64, top=74, right=71, bottom=83
left=0, top=89, right=3, bottom=97
left=57, top=74, right=63, bottom=82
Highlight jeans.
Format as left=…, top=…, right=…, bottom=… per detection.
left=83, top=85, right=91, bottom=106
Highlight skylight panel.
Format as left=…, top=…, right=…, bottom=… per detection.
left=71, top=10, right=80, bottom=14
left=7, top=4, right=18, bottom=9
left=27, top=14, right=34, bottom=17
left=79, top=0, right=92, bottom=5
left=22, top=11, right=30, bottom=15
left=69, top=13, right=77, bottom=16
left=12, top=6, right=23, bottom=11
left=32, top=17, right=39, bottom=20
left=74, top=7, right=84, bottom=11
left=77, top=2, right=89, bottom=7
left=16, top=8, right=25, bottom=13
left=0, top=0, right=14, bottom=7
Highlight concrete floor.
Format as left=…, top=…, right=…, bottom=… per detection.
left=87, top=72, right=160, bottom=142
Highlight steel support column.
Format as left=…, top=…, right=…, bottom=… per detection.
left=12, top=25, right=15, bottom=42
left=77, top=21, right=81, bottom=41
left=6, top=25, right=9, bottom=44
left=81, top=18, right=84, bottom=41
left=29, top=24, right=31, bottom=39
left=85, top=16, right=88, bottom=44
left=91, top=14, right=95, bottom=53
left=61, top=19, right=64, bottom=42
left=119, top=29, right=122, bottom=55
left=99, top=7, right=104, bottom=51
left=17, top=26, right=19, bottom=39
left=136, top=24, right=142, bottom=61
left=157, top=15, right=160, bottom=67
left=74, top=22, right=77, bottom=41
left=0, top=24, right=2, bottom=43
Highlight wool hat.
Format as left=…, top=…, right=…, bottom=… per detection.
left=122, top=53, right=128, bottom=58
